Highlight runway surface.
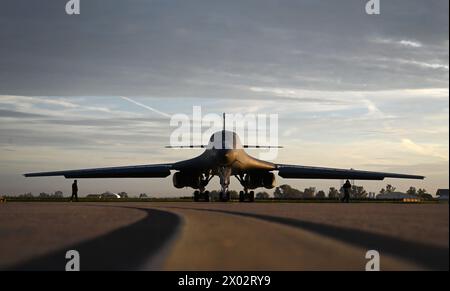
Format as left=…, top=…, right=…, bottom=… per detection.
left=0, top=202, right=448, bottom=271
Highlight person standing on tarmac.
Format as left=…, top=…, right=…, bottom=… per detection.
left=342, top=180, right=352, bottom=203
left=71, top=180, right=79, bottom=202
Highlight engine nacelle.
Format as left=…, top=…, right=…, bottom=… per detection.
left=246, top=172, right=276, bottom=189
left=262, top=172, right=276, bottom=189
left=173, top=172, right=201, bottom=189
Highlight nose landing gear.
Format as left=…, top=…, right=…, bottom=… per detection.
left=218, top=166, right=232, bottom=202
left=202, top=169, right=257, bottom=203
left=219, top=191, right=231, bottom=202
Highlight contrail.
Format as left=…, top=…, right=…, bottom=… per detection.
left=120, top=96, right=171, bottom=118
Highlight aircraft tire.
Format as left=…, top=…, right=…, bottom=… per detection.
left=249, top=191, right=255, bottom=202
left=194, top=190, right=200, bottom=202
left=239, top=191, right=245, bottom=202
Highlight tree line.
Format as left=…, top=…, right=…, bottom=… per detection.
left=12, top=184, right=433, bottom=200
left=271, top=184, right=432, bottom=200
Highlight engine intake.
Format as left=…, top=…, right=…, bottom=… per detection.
left=262, top=172, right=276, bottom=189
left=173, top=172, right=201, bottom=189
left=245, top=172, right=276, bottom=189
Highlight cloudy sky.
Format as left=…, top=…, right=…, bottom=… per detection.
left=0, top=0, right=448, bottom=197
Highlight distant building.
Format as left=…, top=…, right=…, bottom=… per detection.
left=376, top=192, right=418, bottom=200
left=436, top=189, right=449, bottom=201
left=118, top=192, right=128, bottom=198
left=86, top=194, right=101, bottom=199
left=100, top=192, right=121, bottom=199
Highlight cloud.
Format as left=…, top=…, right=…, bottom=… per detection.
left=248, top=87, right=347, bottom=104
left=248, top=86, right=449, bottom=102
left=398, top=40, right=423, bottom=48
left=394, top=59, right=449, bottom=71
left=0, top=109, right=45, bottom=118
left=371, top=37, right=423, bottom=48
left=361, top=99, right=395, bottom=119
left=0, top=95, right=142, bottom=118
left=0, top=95, right=78, bottom=109
left=0, top=0, right=448, bottom=96
left=401, top=138, right=449, bottom=161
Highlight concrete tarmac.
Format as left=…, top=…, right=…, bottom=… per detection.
left=0, top=202, right=448, bottom=271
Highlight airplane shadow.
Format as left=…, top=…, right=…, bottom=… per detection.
left=10, top=206, right=181, bottom=271
left=163, top=205, right=449, bottom=271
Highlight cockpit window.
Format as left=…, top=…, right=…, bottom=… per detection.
left=207, top=131, right=243, bottom=150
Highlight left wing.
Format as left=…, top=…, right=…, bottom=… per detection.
left=24, top=164, right=172, bottom=179
left=276, top=164, right=424, bottom=180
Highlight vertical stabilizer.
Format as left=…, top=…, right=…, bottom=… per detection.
left=223, top=113, right=226, bottom=131
left=222, top=113, right=226, bottom=149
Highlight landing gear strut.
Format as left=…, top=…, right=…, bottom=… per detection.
left=218, top=166, right=232, bottom=202
left=236, top=174, right=255, bottom=202
left=193, top=173, right=213, bottom=202
left=194, top=190, right=210, bottom=202
left=219, top=191, right=230, bottom=202
left=239, top=190, right=254, bottom=202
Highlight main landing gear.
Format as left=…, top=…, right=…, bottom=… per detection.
left=236, top=174, right=255, bottom=202
left=239, top=190, right=255, bottom=202
left=193, top=168, right=257, bottom=203
left=193, top=190, right=210, bottom=202
left=193, top=173, right=213, bottom=202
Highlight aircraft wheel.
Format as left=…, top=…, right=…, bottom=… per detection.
left=249, top=191, right=255, bottom=202
left=194, top=190, right=200, bottom=202
left=239, top=191, right=245, bottom=202
left=220, top=191, right=230, bottom=202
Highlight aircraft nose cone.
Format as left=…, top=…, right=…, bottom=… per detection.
left=218, top=149, right=237, bottom=165
left=225, top=151, right=235, bottom=161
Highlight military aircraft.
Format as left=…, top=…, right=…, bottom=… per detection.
left=24, top=113, right=424, bottom=202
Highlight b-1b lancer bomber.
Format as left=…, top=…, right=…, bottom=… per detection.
left=25, top=114, right=424, bottom=202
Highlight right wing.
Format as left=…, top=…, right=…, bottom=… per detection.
left=24, top=164, right=172, bottom=179
left=276, top=164, right=425, bottom=180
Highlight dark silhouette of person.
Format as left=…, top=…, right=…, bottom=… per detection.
left=342, top=180, right=352, bottom=203
left=71, top=180, right=78, bottom=202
